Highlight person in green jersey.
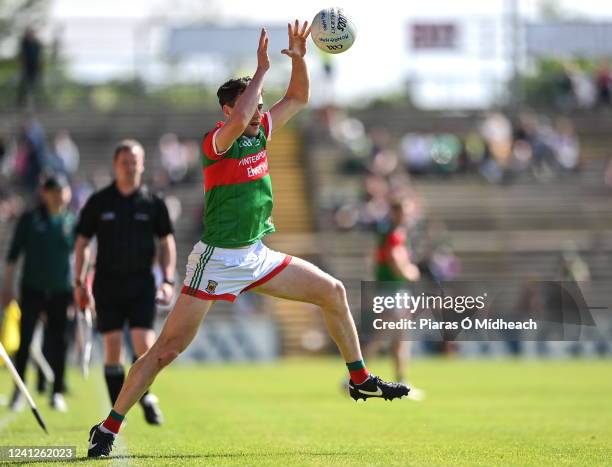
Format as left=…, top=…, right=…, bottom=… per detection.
left=87, top=21, right=410, bottom=457
left=363, top=197, right=425, bottom=400
left=2, top=174, right=75, bottom=412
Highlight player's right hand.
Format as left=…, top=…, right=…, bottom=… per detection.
left=0, top=285, right=13, bottom=309
left=257, top=28, right=270, bottom=71
left=74, top=284, right=92, bottom=310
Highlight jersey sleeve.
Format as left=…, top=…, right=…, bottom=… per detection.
left=153, top=196, right=174, bottom=238
left=202, top=123, right=230, bottom=160
left=387, top=230, right=406, bottom=248
left=6, top=212, right=29, bottom=262
left=75, top=194, right=98, bottom=238
left=261, top=111, right=272, bottom=141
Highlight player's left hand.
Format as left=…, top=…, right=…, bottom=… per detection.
left=156, top=282, right=174, bottom=305
left=281, top=19, right=311, bottom=59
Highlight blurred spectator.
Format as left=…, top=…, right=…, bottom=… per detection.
left=362, top=196, right=391, bottom=227
left=511, top=112, right=568, bottom=182
left=68, top=176, right=94, bottom=213
left=17, top=27, right=44, bottom=109
left=370, top=149, right=399, bottom=177
left=0, top=126, right=24, bottom=220
left=559, top=242, right=591, bottom=283
left=0, top=176, right=24, bottom=222
left=157, top=133, right=199, bottom=186
left=0, top=127, right=7, bottom=165
left=555, top=63, right=575, bottom=111
left=480, top=112, right=513, bottom=167
left=158, top=133, right=186, bottom=185
left=479, top=112, right=513, bottom=183
left=412, top=219, right=460, bottom=282
left=604, top=157, right=612, bottom=189
left=328, top=110, right=370, bottom=157
left=52, top=130, right=80, bottom=177
left=164, top=194, right=183, bottom=225
left=364, top=174, right=389, bottom=204
left=16, top=116, right=50, bottom=190
left=595, top=61, right=612, bottom=108
left=400, top=133, right=433, bottom=174
left=530, top=116, right=560, bottom=182
left=430, top=134, right=461, bottom=173
left=333, top=204, right=360, bottom=230
left=568, top=65, right=596, bottom=109
left=551, top=118, right=581, bottom=172
left=368, top=127, right=392, bottom=157
left=463, top=132, right=487, bottom=169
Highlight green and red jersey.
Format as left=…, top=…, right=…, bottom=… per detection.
left=200, top=112, right=275, bottom=247
left=375, top=225, right=407, bottom=281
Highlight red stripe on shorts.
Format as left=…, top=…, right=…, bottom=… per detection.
left=181, top=286, right=236, bottom=302
left=241, top=255, right=292, bottom=293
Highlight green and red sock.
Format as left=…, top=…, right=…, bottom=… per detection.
left=101, top=410, right=124, bottom=435
left=347, top=360, right=370, bottom=385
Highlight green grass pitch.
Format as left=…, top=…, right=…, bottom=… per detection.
left=1, top=358, right=611, bottom=465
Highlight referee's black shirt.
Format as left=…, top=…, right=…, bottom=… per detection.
left=75, top=182, right=173, bottom=279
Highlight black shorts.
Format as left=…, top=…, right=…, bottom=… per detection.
left=93, top=273, right=156, bottom=333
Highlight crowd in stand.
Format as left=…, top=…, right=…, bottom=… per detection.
left=0, top=113, right=203, bottom=226
left=321, top=108, right=612, bottom=356
left=153, top=133, right=200, bottom=189
left=323, top=109, right=462, bottom=285
left=330, top=109, right=582, bottom=185
left=0, top=115, right=83, bottom=222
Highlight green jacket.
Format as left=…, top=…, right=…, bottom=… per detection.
left=7, top=205, right=76, bottom=293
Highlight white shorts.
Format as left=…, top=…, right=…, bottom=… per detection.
left=181, top=240, right=291, bottom=302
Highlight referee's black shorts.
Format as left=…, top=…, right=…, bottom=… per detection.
left=93, top=273, right=156, bottom=333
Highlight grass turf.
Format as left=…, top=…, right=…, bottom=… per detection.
left=1, top=358, right=611, bottom=465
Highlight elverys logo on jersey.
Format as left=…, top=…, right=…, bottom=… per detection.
left=203, top=148, right=271, bottom=190
left=239, top=149, right=269, bottom=179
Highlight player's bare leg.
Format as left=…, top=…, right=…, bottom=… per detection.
left=391, top=338, right=407, bottom=382
left=115, top=295, right=214, bottom=414
left=253, top=256, right=362, bottom=362
left=87, top=295, right=214, bottom=457
left=392, top=339, right=425, bottom=401
left=252, top=255, right=409, bottom=401
left=130, top=327, right=163, bottom=424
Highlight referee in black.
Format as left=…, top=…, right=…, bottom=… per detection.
left=73, top=139, right=176, bottom=425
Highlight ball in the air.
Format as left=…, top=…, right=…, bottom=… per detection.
left=310, top=7, right=356, bottom=54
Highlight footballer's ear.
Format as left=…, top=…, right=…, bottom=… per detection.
left=222, top=104, right=232, bottom=118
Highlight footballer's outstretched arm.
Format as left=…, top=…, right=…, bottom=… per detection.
left=215, top=28, right=270, bottom=153
left=390, top=246, right=421, bottom=283
left=270, top=20, right=311, bottom=131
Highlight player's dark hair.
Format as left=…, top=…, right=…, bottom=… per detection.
left=217, top=76, right=253, bottom=108
left=113, top=139, right=145, bottom=161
